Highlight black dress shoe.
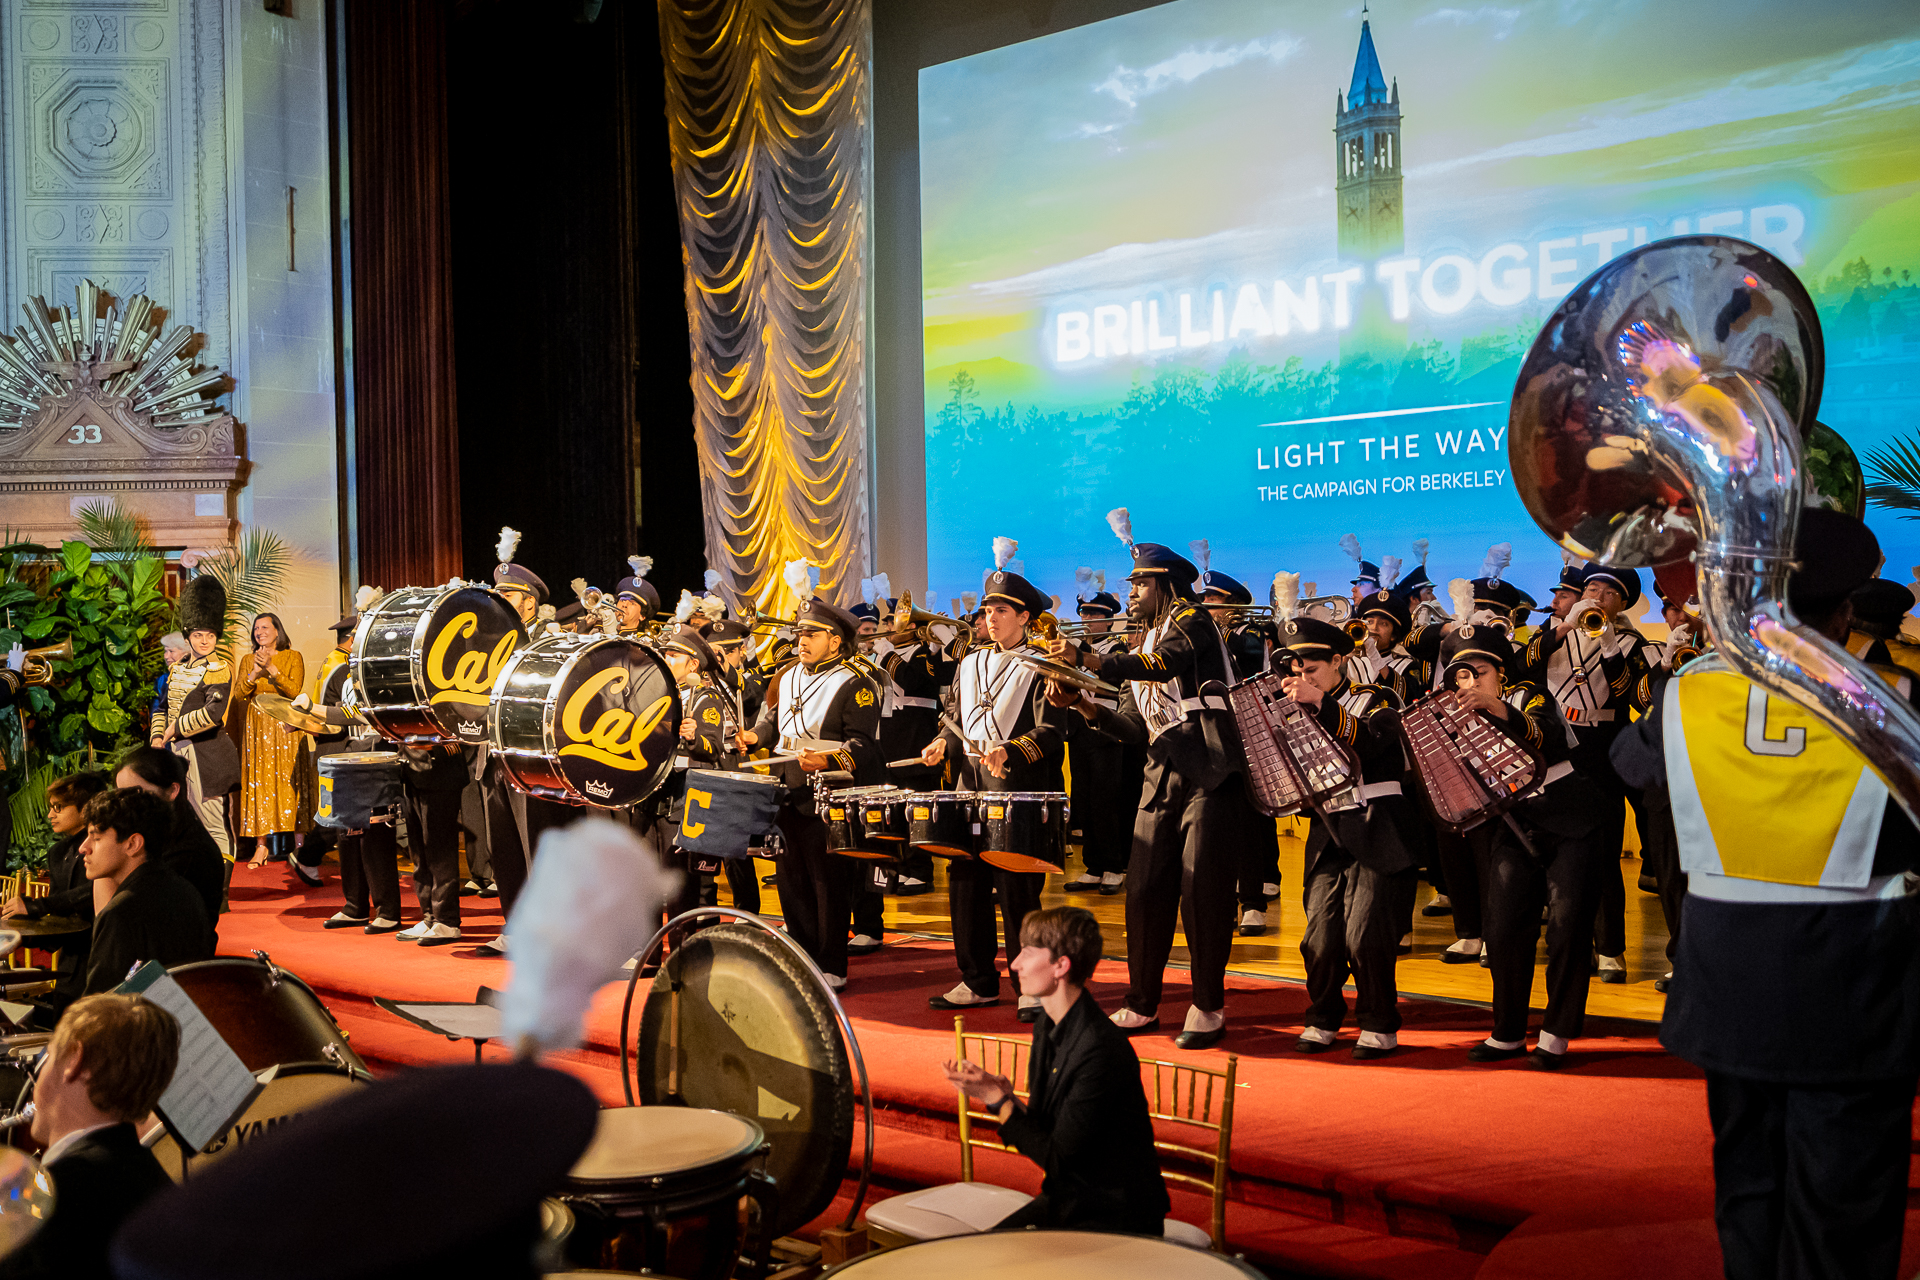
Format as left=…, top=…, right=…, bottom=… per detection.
left=1098, top=880, right=1123, bottom=896
left=1440, top=947, right=1483, bottom=965
left=846, top=939, right=882, bottom=957
left=1467, top=1042, right=1528, bottom=1063
left=1421, top=899, right=1453, bottom=917
left=1060, top=879, right=1102, bottom=894
left=1175, top=1027, right=1225, bottom=1051
left=290, top=859, right=324, bottom=887
left=1638, top=872, right=1660, bottom=893
left=363, top=919, right=403, bottom=934
left=477, top=881, right=498, bottom=898
left=1016, top=1004, right=1041, bottom=1024
left=323, top=914, right=368, bottom=930
left=928, top=992, right=998, bottom=1011
left=1653, top=975, right=1671, bottom=994
left=459, top=879, right=479, bottom=897
left=1597, top=968, right=1626, bottom=984
left=1351, top=1043, right=1396, bottom=1061
left=1292, top=1036, right=1336, bottom=1054
left=1527, top=1048, right=1568, bottom=1071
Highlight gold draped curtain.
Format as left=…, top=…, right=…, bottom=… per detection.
left=660, top=0, right=871, bottom=615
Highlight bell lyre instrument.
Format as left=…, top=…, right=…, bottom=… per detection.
left=1396, top=665, right=1543, bottom=843
left=1225, top=661, right=1362, bottom=820
left=1508, top=234, right=1920, bottom=825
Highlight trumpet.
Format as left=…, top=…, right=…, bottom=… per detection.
left=1343, top=618, right=1368, bottom=641
left=19, top=639, right=71, bottom=686
left=1570, top=601, right=1611, bottom=639
left=893, top=592, right=973, bottom=658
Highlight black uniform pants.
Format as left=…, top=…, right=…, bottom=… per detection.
left=1435, top=827, right=1484, bottom=940
left=700, top=856, right=761, bottom=915
left=1480, top=822, right=1608, bottom=1042
left=1238, top=814, right=1282, bottom=911
left=481, top=759, right=568, bottom=923
left=1123, top=774, right=1248, bottom=1016
left=947, top=858, right=1044, bottom=998
left=459, top=778, right=494, bottom=884
left=338, top=821, right=401, bottom=923
left=1637, top=785, right=1685, bottom=964
left=1706, top=1070, right=1916, bottom=1280
left=407, top=788, right=462, bottom=928
left=1068, top=736, right=1132, bottom=879
left=775, top=808, right=853, bottom=979
left=1300, top=844, right=1407, bottom=1034
left=851, top=867, right=886, bottom=939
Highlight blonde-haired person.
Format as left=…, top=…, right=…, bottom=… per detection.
left=230, top=613, right=312, bottom=873
left=0, top=993, right=179, bottom=1280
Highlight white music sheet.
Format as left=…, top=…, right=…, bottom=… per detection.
left=119, top=963, right=261, bottom=1154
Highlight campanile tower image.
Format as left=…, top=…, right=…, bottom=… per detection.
left=1334, top=13, right=1404, bottom=262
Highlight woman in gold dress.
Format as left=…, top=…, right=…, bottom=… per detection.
left=232, top=613, right=312, bottom=869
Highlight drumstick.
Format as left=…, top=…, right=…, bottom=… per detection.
left=885, top=756, right=927, bottom=768
left=740, top=752, right=807, bottom=769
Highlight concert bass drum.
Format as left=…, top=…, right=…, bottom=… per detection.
left=556, top=1106, right=776, bottom=1280
left=489, top=634, right=682, bottom=808
left=634, top=923, right=853, bottom=1239
left=351, top=583, right=526, bottom=745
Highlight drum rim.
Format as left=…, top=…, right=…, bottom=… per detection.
left=319, top=751, right=403, bottom=766
left=567, top=1105, right=766, bottom=1184
left=909, top=791, right=978, bottom=802
left=488, top=634, right=680, bottom=809
left=818, top=1230, right=1264, bottom=1277
left=164, top=958, right=373, bottom=1078
left=352, top=582, right=522, bottom=744
left=981, top=791, right=1069, bottom=802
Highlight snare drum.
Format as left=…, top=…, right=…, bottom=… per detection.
left=907, top=791, right=977, bottom=859
left=977, top=791, right=1069, bottom=875
left=314, top=751, right=402, bottom=830
left=822, top=786, right=900, bottom=861
left=559, top=1106, right=777, bottom=1280
left=351, top=583, right=526, bottom=744
left=489, top=634, right=682, bottom=808
left=820, top=1230, right=1264, bottom=1279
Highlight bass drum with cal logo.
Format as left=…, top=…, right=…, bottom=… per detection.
left=351, top=582, right=526, bottom=744
left=490, top=634, right=682, bottom=808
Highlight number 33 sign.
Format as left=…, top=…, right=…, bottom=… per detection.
left=66, top=424, right=103, bottom=445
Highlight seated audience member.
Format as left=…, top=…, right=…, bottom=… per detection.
left=0, top=993, right=180, bottom=1280
left=80, top=789, right=213, bottom=995
left=943, top=906, right=1169, bottom=1235
left=115, top=746, right=225, bottom=947
left=2, top=771, right=113, bottom=1019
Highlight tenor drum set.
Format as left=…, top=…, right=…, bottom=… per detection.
left=820, top=784, right=1069, bottom=876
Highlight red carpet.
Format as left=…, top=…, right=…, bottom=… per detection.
left=216, top=866, right=1920, bottom=1279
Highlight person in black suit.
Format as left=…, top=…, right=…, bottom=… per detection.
left=943, top=906, right=1168, bottom=1235
left=78, top=789, right=213, bottom=996
left=2, top=771, right=112, bottom=1018
left=113, top=746, right=226, bottom=951
left=393, top=743, right=470, bottom=947
left=0, top=993, right=180, bottom=1280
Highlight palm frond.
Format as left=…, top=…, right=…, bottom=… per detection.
left=202, top=529, right=293, bottom=652
left=74, top=500, right=155, bottom=558
left=1865, top=437, right=1920, bottom=520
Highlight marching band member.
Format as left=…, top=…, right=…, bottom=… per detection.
left=878, top=589, right=944, bottom=898
left=615, top=556, right=659, bottom=634
left=736, top=562, right=883, bottom=989
left=1437, top=625, right=1612, bottom=1069
left=1046, top=513, right=1254, bottom=1051
left=1194, top=544, right=1281, bottom=937
left=923, top=540, right=1064, bottom=1023
left=700, top=616, right=763, bottom=914
left=1344, top=563, right=1415, bottom=703
left=149, top=574, right=237, bottom=864
left=1271, top=574, right=1418, bottom=1060
left=1061, top=575, right=1134, bottom=897
left=1850, top=577, right=1920, bottom=677
left=1340, top=534, right=1381, bottom=606
left=1520, top=561, right=1656, bottom=985
left=661, top=623, right=739, bottom=938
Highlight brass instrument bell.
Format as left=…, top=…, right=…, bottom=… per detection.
left=19, top=639, right=72, bottom=686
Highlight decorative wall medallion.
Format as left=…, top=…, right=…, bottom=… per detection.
left=131, top=19, right=163, bottom=51
left=27, top=61, right=171, bottom=198
left=26, top=19, right=60, bottom=50
left=30, top=210, right=65, bottom=240
left=136, top=209, right=167, bottom=239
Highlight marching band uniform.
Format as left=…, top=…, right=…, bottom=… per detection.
left=1197, top=558, right=1281, bottom=934
left=1612, top=510, right=1920, bottom=1280
left=1520, top=563, right=1656, bottom=983
left=743, top=590, right=883, bottom=987
left=394, top=741, right=469, bottom=946
left=659, top=626, right=737, bottom=941
left=151, top=575, right=237, bottom=863
left=928, top=558, right=1064, bottom=1020
left=1051, top=532, right=1252, bottom=1050
left=310, top=637, right=405, bottom=933
left=1061, top=589, right=1133, bottom=896
left=1276, top=613, right=1417, bottom=1059
left=701, top=618, right=763, bottom=915
left=878, top=622, right=943, bottom=898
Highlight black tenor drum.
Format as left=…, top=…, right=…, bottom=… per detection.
left=636, top=924, right=853, bottom=1239
left=822, top=786, right=898, bottom=861
left=351, top=583, right=526, bottom=744
left=558, top=1106, right=776, bottom=1279
left=907, top=791, right=977, bottom=859
left=855, top=787, right=910, bottom=844
left=314, top=751, right=402, bottom=829
left=489, top=634, right=682, bottom=808
left=978, top=791, right=1069, bottom=875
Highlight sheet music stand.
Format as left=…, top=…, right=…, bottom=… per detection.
left=374, top=985, right=503, bottom=1063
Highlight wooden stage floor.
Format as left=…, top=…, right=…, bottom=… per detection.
left=719, top=827, right=1672, bottom=1026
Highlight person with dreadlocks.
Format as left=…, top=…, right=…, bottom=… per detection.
left=1043, top=511, right=1254, bottom=1051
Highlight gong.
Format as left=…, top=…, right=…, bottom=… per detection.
left=634, top=924, right=853, bottom=1238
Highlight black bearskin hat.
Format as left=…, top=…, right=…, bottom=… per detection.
left=176, top=574, right=227, bottom=639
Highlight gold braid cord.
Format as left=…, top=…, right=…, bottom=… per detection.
left=660, top=0, right=872, bottom=615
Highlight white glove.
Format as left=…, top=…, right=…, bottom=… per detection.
left=292, top=692, right=313, bottom=711
left=5, top=645, right=22, bottom=674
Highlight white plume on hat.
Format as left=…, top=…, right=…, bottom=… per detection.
left=353, top=585, right=381, bottom=612
left=674, top=590, right=698, bottom=624
left=993, top=537, right=1018, bottom=571
left=704, top=569, right=722, bottom=594
left=1449, top=578, right=1475, bottom=621
left=1272, top=571, right=1301, bottom=622
left=782, top=558, right=815, bottom=603
left=1380, top=556, right=1402, bottom=591
left=1562, top=547, right=1580, bottom=568
left=872, top=572, right=891, bottom=601
left=1093, top=570, right=1107, bottom=593
left=1339, top=534, right=1363, bottom=566
left=1188, top=539, right=1210, bottom=575
left=1479, top=542, right=1513, bottom=583
left=501, top=817, right=681, bottom=1054
left=1106, top=508, right=1133, bottom=549
left=537, top=603, right=555, bottom=623
left=496, top=527, right=521, bottom=565
left=700, top=595, right=725, bottom=621
left=1413, top=538, right=1430, bottom=567
left=1073, top=566, right=1093, bottom=601
left=961, top=591, right=979, bottom=613
left=860, top=576, right=880, bottom=607
left=627, top=555, right=653, bottom=580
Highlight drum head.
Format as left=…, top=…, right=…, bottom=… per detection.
left=821, top=1231, right=1264, bottom=1279
left=636, top=924, right=852, bottom=1237
left=384, top=584, right=525, bottom=743
left=143, top=1067, right=364, bottom=1180
left=569, top=1107, right=762, bottom=1182
left=540, top=638, right=682, bottom=807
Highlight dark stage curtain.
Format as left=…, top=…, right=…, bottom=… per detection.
left=343, top=0, right=463, bottom=589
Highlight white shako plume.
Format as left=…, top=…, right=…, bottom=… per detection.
left=1449, top=578, right=1475, bottom=623
left=496, top=527, right=520, bottom=565
left=1339, top=533, right=1363, bottom=570
left=673, top=590, right=698, bottom=625
left=1379, top=556, right=1402, bottom=591
left=1106, top=508, right=1133, bottom=550
left=1480, top=542, right=1513, bottom=583
left=1272, top=571, right=1301, bottom=622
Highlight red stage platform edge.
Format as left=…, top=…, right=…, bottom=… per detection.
left=216, top=869, right=1920, bottom=1279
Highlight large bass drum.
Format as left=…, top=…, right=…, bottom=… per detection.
left=351, top=583, right=526, bottom=744
left=490, top=634, right=682, bottom=808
